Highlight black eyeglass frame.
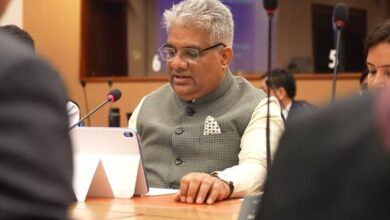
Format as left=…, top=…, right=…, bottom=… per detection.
left=158, top=43, right=226, bottom=61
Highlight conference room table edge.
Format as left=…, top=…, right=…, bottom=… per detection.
left=70, top=194, right=242, bottom=220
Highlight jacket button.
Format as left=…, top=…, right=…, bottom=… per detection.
left=175, top=127, right=184, bottom=135
left=186, top=107, right=195, bottom=116
left=175, top=158, right=183, bottom=165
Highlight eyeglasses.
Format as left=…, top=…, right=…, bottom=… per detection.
left=158, top=43, right=226, bottom=62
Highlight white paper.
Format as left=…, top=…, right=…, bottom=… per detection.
left=144, top=187, right=178, bottom=196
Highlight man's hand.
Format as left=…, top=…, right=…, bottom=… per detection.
left=174, top=172, right=231, bottom=204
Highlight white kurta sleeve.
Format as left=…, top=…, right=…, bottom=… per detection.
left=214, top=97, right=285, bottom=197
left=128, top=96, right=147, bottom=130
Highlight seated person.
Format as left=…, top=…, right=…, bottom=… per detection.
left=260, top=68, right=316, bottom=123
left=256, top=18, right=390, bottom=220
left=129, top=0, right=284, bottom=204
left=0, top=1, right=75, bottom=218
left=365, top=19, right=390, bottom=90
left=0, top=24, right=80, bottom=127
left=257, top=88, right=390, bottom=220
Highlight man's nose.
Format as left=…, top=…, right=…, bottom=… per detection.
left=169, top=52, right=189, bottom=69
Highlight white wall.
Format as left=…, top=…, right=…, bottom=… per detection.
left=0, top=0, right=23, bottom=27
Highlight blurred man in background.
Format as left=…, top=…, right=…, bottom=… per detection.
left=257, top=89, right=390, bottom=220
left=257, top=18, right=390, bottom=220
left=0, top=1, right=75, bottom=219
left=0, top=24, right=80, bottom=127
left=260, top=68, right=316, bottom=123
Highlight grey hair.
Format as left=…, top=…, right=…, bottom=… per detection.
left=162, top=0, right=234, bottom=47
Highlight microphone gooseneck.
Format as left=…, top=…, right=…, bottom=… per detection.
left=108, top=80, right=114, bottom=106
left=264, top=0, right=278, bottom=173
left=331, top=3, right=349, bottom=102
left=68, top=89, right=122, bottom=130
left=80, top=80, right=90, bottom=126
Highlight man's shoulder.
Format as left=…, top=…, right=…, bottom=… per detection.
left=0, top=32, right=46, bottom=78
left=146, top=83, right=172, bottom=97
left=142, top=83, right=174, bottom=105
left=292, top=100, right=317, bottom=110
left=289, top=95, right=374, bottom=132
left=234, top=75, right=254, bottom=87
left=234, top=75, right=266, bottom=99
left=0, top=32, right=35, bottom=61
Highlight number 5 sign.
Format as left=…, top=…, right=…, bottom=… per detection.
left=328, top=49, right=336, bottom=69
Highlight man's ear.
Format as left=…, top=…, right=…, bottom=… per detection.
left=221, top=47, right=233, bottom=70
left=275, top=87, right=287, bottom=100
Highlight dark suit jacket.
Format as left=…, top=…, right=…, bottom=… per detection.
left=257, top=91, right=390, bottom=220
left=0, top=32, right=75, bottom=219
left=286, top=100, right=317, bottom=124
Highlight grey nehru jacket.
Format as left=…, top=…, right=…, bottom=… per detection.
left=136, top=70, right=266, bottom=188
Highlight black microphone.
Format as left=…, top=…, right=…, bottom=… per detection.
left=331, top=3, right=349, bottom=102
left=333, top=3, right=349, bottom=30
left=263, top=0, right=277, bottom=15
left=107, top=80, right=120, bottom=127
left=68, top=89, right=122, bottom=130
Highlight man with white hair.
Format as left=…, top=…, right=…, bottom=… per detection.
left=129, top=0, right=284, bottom=204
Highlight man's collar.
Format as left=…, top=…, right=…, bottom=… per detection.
left=178, top=69, right=234, bottom=105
